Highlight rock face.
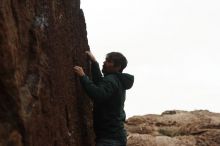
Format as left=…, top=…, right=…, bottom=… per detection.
left=0, top=0, right=94, bottom=146
left=125, top=110, right=220, bottom=146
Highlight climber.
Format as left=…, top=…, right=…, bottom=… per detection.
left=73, top=51, right=134, bottom=146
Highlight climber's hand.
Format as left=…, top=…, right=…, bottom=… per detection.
left=74, top=66, right=85, bottom=77
left=85, top=51, right=96, bottom=62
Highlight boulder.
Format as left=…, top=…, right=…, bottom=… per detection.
left=0, top=0, right=94, bottom=145
left=126, top=110, right=220, bottom=146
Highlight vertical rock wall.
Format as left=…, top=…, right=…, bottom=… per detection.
left=0, top=0, right=94, bottom=145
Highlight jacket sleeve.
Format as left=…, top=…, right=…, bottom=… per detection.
left=80, top=75, right=118, bottom=103
left=91, top=61, right=103, bottom=84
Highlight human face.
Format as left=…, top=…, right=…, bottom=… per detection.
left=102, top=58, right=120, bottom=74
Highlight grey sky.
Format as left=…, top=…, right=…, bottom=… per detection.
left=81, top=0, right=220, bottom=118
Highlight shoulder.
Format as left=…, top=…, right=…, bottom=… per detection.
left=103, top=74, right=120, bottom=87
left=104, top=74, right=118, bottom=81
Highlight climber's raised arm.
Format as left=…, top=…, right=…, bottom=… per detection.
left=85, top=51, right=103, bottom=84
left=73, top=66, right=117, bottom=103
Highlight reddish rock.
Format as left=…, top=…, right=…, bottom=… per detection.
left=125, top=110, right=220, bottom=146
left=0, top=0, right=94, bottom=145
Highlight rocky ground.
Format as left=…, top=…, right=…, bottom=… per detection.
left=125, top=110, right=220, bottom=146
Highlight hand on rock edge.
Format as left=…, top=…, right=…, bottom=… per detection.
left=73, top=66, right=85, bottom=77
left=85, top=51, right=96, bottom=62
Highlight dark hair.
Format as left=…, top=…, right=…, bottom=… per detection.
left=106, top=52, right=128, bottom=72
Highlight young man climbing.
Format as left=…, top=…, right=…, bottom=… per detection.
left=73, top=51, right=134, bottom=146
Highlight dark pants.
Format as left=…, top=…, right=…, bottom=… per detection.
left=96, top=138, right=127, bottom=146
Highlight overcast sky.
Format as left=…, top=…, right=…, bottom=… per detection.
left=81, top=0, right=220, bottom=118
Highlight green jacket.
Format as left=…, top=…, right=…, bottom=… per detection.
left=80, top=61, right=134, bottom=141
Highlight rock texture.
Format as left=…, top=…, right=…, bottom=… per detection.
left=0, top=0, right=94, bottom=146
left=125, top=110, right=220, bottom=146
